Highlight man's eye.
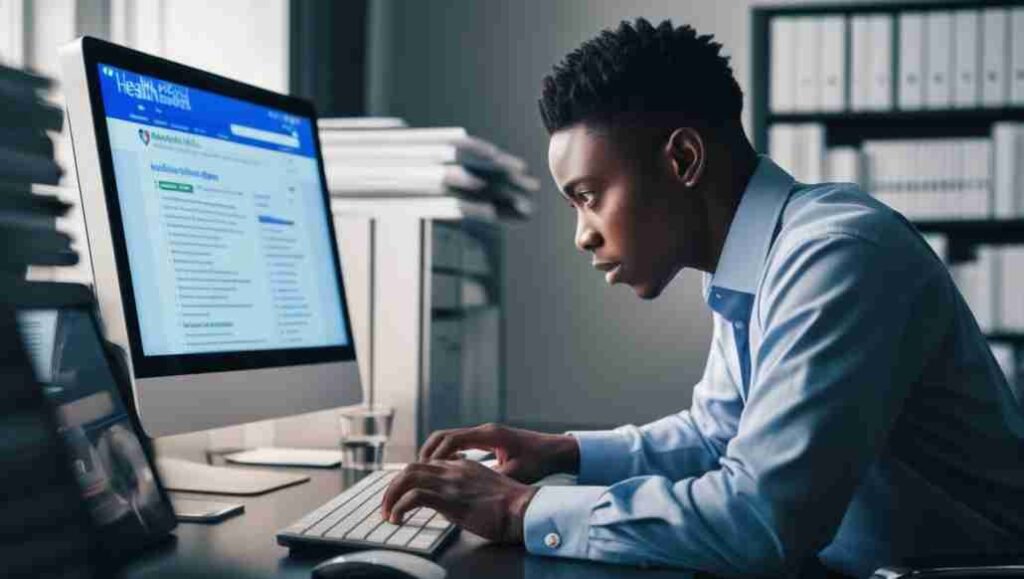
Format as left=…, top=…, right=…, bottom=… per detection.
left=578, top=192, right=597, bottom=206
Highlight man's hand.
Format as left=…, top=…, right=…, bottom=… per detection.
left=418, top=423, right=579, bottom=484
left=380, top=459, right=539, bottom=544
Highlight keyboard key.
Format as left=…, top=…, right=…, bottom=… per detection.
left=365, top=521, right=401, bottom=543
left=307, top=476, right=392, bottom=536
left=284, top=482, right=370, bottom=534
left=385, top=525, right=421, bottom=547
left=406, top=511, right=432, bottom=526
left=325, top=500, right=385, bottom=539
left=344, top=513, right=384, bottom=541
left=277, top=469, right=455, bottom=556
left=408, top=528, right=443, bottom=550
left=424, top=515, right=451, bottom=530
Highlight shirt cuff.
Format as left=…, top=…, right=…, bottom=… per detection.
left=568, top=430, right=636, bottom=485
left=523, top=484, right=606, bottom=560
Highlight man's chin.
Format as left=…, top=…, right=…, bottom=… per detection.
left=630, top=281, right=665, bottom=301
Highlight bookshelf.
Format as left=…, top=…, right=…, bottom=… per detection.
left=913, top=218, right=1024, bottom=263
left=751, top=0, right=1024, bottom=384
left=767, top=110, right=1024, bottom=145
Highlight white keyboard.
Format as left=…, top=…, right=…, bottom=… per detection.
left=276, top=469, right=457, bottom=557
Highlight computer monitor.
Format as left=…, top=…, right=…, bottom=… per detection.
left=59, top=37, right=362, bottom=439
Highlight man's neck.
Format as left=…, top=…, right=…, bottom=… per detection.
left=703, top=141, right=760, bottom=274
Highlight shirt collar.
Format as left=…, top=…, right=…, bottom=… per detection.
left=707, top=156, right=795, bottom=318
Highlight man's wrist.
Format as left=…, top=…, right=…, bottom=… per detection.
left=507, top=485, right=539, bottom=543
left=549, top=433, right=580, bottom=474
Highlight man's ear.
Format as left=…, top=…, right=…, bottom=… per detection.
left=665, top=127, right=706, bottom=188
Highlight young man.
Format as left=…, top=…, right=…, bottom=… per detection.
left=381, top=18, right=1024, bottom=577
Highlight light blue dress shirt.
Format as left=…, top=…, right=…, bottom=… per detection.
left=523, top=157, right=1024, bottom=577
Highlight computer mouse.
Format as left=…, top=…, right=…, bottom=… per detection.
left=310, top=550, right=447, bottom=579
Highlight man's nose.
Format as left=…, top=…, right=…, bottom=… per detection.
left=575, top=213, right=600, bottom=252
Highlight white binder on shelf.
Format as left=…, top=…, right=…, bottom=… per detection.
left=979, top=249, right=998, bottom=333
left=769, top=124, right=799, bottom=178
left=952, top=140, right=970, bottom=219
left=952, top=248, right=997, bottom=334
left=982, top=8, right=1009, bottom=107
left=850, top=15, right=872, bottom=111
left=1011, top=8, right=1024, bottom=106
left=918, top=140, right=936, bottom=219
left=794, top=17, right=820, bottom=112
left=930, top=140, right=946, bottom=219
left=798, top=124, right=825, bottom=184
left=999, top=247, right=1024, bottom=332
left=964, top=139, right=993, bottom=219
left=917, top=141, right=933, bottom=219
left=826, top=147, right=861, bottom=185
left=925, top=12, right=954, bottom=110
left=863, top=141, right=892, bottom=212
left=868, top=15, right=893, bottom=110
left=953, top=10, right=981, bottom=108
left=819, top=16, right=846, bottom=112
left=914, top=140, right=932, bottom=219
left=993, top=123, right=1021, bottom=219
left=770, top=17, right=797, bottom=113
left=898, top=12, right=925, bottom=111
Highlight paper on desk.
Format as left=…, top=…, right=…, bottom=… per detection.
left=224, top=447, right=342, bottom=468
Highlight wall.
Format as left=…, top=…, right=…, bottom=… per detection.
left=371, top=0, right=916, bottom=429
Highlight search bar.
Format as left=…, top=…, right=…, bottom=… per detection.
left=229, top=124, right=299, bottom=148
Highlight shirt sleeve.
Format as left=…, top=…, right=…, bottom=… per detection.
left=568, top=310, right=746, bottom=486
left=524, top=233, right=948, bottom=576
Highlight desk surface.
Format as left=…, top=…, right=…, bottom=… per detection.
left=122, top=466, right=696, bottom=579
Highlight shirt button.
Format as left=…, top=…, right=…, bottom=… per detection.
left=734, top=321, right=745, bottom=330
left=544, top=532, right=561, bottom=549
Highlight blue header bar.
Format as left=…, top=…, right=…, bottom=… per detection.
left=96, top=63, right=318, bottom=159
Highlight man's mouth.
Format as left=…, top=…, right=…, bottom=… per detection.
left=593, top=261, right=621, bottom=283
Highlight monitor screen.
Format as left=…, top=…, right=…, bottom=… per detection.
left=93, top=63, right=349, bottom=357
left=15, top=306, right=177, bottom=550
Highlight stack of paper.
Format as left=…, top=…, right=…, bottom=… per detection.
left=319, top=120, right=539, bottom=220
left=0, top=64, right=76, bottom=276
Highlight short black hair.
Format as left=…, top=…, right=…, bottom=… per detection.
left=539, top=18, right=743, bottom=134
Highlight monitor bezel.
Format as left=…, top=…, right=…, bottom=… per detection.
left=76, top=37, right=357, bottom=379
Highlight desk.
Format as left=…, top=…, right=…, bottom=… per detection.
left=121, top=467, right=696, bottom=579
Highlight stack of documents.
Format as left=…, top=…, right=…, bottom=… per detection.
left=319, top=119, right=539, bottom=219
left=0, top=64, right=76, bottom=276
